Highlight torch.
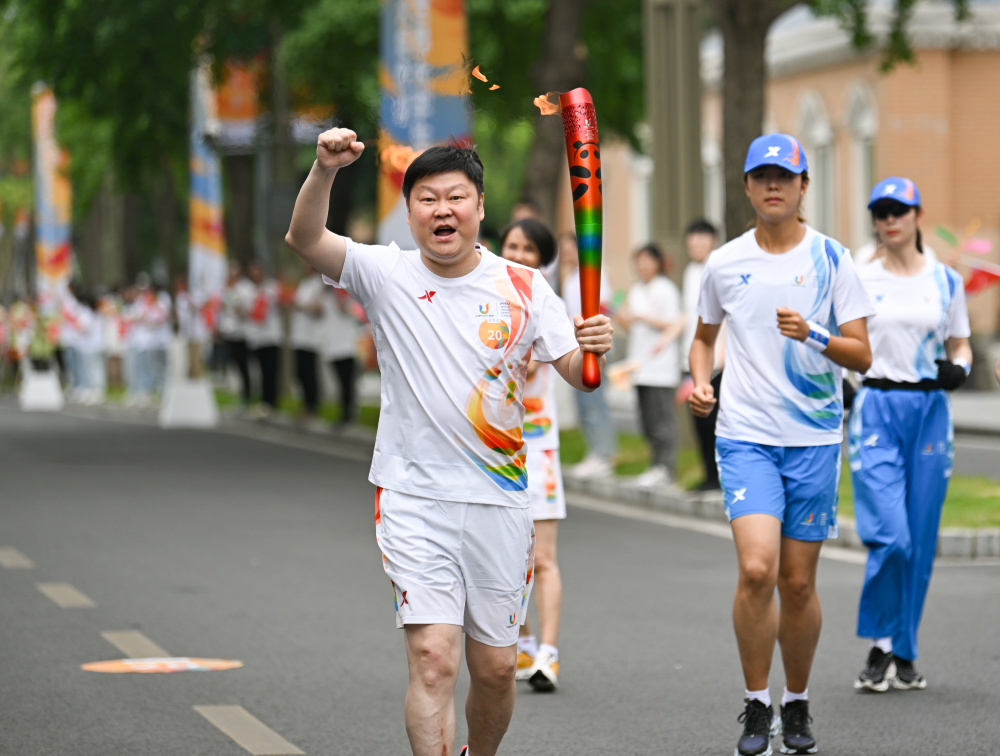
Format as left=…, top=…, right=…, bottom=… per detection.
left=558, top=88, right=603, bottom=388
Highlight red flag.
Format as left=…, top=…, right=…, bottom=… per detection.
left=965, top=267, right=1000, bottom=294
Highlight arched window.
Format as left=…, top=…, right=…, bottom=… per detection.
left=845, top=83, right=879, bottom=251
left=797, top=91, right=836, bottom=236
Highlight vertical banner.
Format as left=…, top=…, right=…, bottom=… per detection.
left=377, top=0, right=470, bottom=246
left=31, top=84, right=72, bottom=313
left=189, top=66, right=228, bottom=306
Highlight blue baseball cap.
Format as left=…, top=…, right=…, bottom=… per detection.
left=868, top=177, right=921, bottom=209
left=744, top=133, right=808, bottom=175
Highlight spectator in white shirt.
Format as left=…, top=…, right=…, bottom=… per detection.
left=244, top=261, right=283, bottom=416
left=290, top=266, right=326, bottom=422
left=617, top=243, right=683, bottom=488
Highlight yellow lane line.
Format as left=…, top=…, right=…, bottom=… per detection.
left=36, top=582, right=96, bottom=608
left=100, top=630, right=169, bottom=658
left=0, top=547, right=35, bottom=569
left=194, top=706, right=305, bottom=755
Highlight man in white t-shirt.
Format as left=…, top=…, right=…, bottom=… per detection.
left=285, top=130, right=613, bottom=756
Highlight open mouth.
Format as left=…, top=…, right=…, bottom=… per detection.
left=433, top=225, right=456, bottom=239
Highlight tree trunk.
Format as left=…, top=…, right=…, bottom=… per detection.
left=224, top=154, right=255, bottom=265
left=153, top=156, right=179, bottom=283
left=706, top=0, right=802, bottom=240
left=122, top=193, right=142, bottom=282
left=521, top=0, right=589, bottom=227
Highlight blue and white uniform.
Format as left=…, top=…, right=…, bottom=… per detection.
left=848, top=255, right=970, bottom=661
left=698, top=226, right=874, bottom=539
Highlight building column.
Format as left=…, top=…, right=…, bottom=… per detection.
left=644, top=0, right=704, bottom=259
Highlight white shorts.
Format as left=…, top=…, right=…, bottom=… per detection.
left=374, top=487, right=535, bottom=647
left=526, top=447, right=566, bottom=520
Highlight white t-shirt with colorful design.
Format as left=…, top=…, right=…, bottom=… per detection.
left=522, top=362, right=560, bottom=452
left=858, top=256, right=970, bottom=383
left=698, top=226, right=875, bottom=447
left=330, top=241, right=579, bottom=507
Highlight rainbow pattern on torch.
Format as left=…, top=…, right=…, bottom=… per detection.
left=558, top=88, right=603, bottom=388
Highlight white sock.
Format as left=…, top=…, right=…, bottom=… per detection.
left=745, top=688, right=771, bottom=707
left=538, top=643, right=559, bottom=661
left=872, top=637, right=892, bottom=654
left=518, top=636, right=538, bottom=657
left=781, top=687, right=808, bottom=705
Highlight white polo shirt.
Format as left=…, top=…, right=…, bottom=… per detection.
left=330, top=241, right=578, bottom=507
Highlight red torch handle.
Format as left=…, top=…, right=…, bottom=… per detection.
left=558, top=87, right=603, bottom=389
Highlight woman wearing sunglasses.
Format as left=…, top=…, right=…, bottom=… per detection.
left=690, top=134, right=874, bottom=756
left=849, top=177, right=972, bottom=693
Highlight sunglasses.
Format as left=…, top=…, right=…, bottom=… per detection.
left=871, top=202, right=914, bottom=221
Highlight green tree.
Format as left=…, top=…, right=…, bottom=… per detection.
left=706, top=0, right=969, bottom=240
left=467, top=0, right=644, bottom=225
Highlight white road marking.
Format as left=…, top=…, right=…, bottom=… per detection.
left=195, top=706, right=305, bottom=755
left=0, top=547, right=35, bottom=569
left=36, top=582, right=96, bottom=608
left=100, top=630, right=169, bottom=658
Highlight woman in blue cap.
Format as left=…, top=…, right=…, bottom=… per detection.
left=689, top=134, right=874, bottom=756
left=849, top=177, right=971, bottom=693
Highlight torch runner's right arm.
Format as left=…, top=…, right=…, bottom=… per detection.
left=285, top=128, right=365, bottom=283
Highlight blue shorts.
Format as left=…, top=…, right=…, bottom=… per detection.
left=715, top=437, right=840, bottom=541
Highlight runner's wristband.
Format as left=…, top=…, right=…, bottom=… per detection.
left=955, top=357, right=971, bottom=376
left=804, top=321, right=830, bottom=352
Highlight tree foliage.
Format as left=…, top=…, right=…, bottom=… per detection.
left=813, top=0, right=970, bottom=71
left=706, top=0, right=971, bottom=239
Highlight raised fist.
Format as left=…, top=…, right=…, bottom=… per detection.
left=316, top=128, right=365, bottom=171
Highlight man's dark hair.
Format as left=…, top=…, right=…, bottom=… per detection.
left=402, top=144, right=485, bottom=201
left=500, top=218, right=557, bottom=268
left=685, top=218, right=718, bottom=237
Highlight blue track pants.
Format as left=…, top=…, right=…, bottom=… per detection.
left=847, top=387, right=953, bottom=661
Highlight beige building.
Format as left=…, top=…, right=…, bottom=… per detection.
left=701, top=1, right=1000, bottom=334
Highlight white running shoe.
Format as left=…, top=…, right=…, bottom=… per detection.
left=570, top=455, right=612, bottom=479
left=630, top=465, right=672, bottom=490
left=528, top=649, right=559, bottom=692
left=515, top=651, right=535, bottom=681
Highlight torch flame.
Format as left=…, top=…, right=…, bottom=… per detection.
left=380, top=144, right=423, bottom=174
left=489, top=84, right=500, bottom=91
left=471, top=65, right=488, bottom=82
left=533, top=92, right=561, bottom=116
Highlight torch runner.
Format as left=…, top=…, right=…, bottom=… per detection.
left=557, top=88, right=603, bottom=388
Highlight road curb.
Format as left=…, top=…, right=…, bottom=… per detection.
left=563, top=472, right=1000, bottom=560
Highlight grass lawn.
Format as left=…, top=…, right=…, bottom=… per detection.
left=559, top=429, right=1000, bottom=529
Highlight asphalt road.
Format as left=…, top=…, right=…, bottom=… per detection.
left=953, top=433, right=1000, bottom=480
left=2, top=402, right=998, bottom=755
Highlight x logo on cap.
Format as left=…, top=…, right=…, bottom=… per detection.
left=765, top=146, right=781, bottom=157
left=883, top=184, right=896, bottom=195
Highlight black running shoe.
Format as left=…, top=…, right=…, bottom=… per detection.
left=854, top=646, right=896, bottom=692
left=892, top=657, right=927, bottom=690
left=779, top=700, right=817, bottom=754
left=735, top=699, right=777, bottom=756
